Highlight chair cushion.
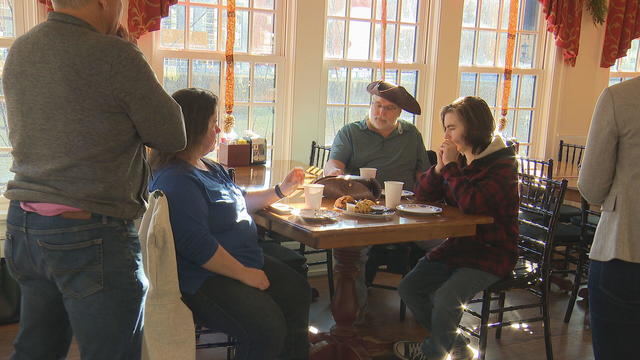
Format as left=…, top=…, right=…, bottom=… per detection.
left=558, top=204, right=581, bottom=223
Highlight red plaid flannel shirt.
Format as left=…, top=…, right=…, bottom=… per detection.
left=416, top=147, right=519, bottom=278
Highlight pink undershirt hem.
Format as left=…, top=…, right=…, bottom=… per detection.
left=20, top=202, right=83, bottom=216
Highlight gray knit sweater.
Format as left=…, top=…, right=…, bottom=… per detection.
left=2, top=12, right=186, bottom=219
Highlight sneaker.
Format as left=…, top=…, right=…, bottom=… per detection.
left=450, top=336, right=474, bottom=360
left=393, top=341, right=429, bottom=360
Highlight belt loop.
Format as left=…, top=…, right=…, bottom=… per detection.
left=102, top=215, right=108, bottom=225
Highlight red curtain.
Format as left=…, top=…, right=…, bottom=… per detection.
left=600, top=0, right=640, bottom=68
left=37, top=0, right=53, bottom=11
left=128, top=0, right=178, bottom=39
left=539, top=0, right=584, bottom=66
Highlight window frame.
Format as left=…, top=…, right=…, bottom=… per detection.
left=457, top=0, right=548, bottom=156
left=148, top=0, right=288, bottom=159
left=321, top=0, right=430, bottom=146
left=608, top=39, right=640, bottom=86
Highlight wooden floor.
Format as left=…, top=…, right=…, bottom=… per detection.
left=0, top=273, right=593, bottom=360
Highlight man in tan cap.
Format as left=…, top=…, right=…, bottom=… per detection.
left=324, top=80, right=436, bottom=322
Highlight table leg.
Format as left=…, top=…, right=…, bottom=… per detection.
left=309, top=247, right=392, bottom=360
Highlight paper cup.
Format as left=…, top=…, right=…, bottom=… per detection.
left=303, top=184, right=324, bottom=209
left=384, top=181, right=404, bottom=209
left=359, top=167, right=377, bottom=179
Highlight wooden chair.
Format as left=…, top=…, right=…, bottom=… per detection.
left=562, top=197, right=598, bottom=322
left=458, top=175, right=567, bottom=360
left=556, top=140, right=585, bottom=222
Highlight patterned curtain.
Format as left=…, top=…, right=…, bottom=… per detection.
left=539, top=0, right=584, bottom=66
left=128, top=0, right=178, bottom=39
left=600, top=0, right=640, bottom=68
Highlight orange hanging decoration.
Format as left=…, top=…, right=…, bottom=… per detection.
left=499, top=0, right=520, bottom=132
left=224, top=0, right=236, bottom=133
left=380, top=0, right=387, bottom=80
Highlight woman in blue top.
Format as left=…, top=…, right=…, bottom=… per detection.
left=149, top=88, right=310, bottom=360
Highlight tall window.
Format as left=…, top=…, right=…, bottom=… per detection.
left=0, top=0, right=37, bottom=192
left=609, top=39, right=640, bottom=86
left=158, top=0, right=281, bottom=147
left=324, top=0, right=424, bottom=146
left=458, top=0, right=544, bottom=155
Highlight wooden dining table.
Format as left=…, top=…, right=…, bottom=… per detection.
left=231, top=160, right=494, bottom=360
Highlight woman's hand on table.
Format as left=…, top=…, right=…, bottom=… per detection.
left=240, top=267, right=270, bottom=290
left=280, top=167, right=305, bottom=196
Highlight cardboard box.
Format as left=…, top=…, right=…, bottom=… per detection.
left=218, top=142, right=250, bottom=166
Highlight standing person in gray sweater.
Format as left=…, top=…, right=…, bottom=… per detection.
left=2, top=0, right=186, bottom=359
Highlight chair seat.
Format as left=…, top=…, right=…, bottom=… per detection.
left=558, top=204, right=581, bottom=223
left=569, top=214, right=600, bottom=227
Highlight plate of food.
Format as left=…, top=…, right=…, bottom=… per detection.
left=381, top=189, right=415, bottom=198
left=296, top=209, right=340, bottom=222
left=396, top=204, right=442, bottom=215
left=342, top=199, right=395, bottom=219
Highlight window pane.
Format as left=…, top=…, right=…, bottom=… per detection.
left=347, top=20, right=371, bottom=60
left=476, top=30, right=497, bottom=66
left=254, top=63, right=276, bottom=103
left=0, top=47, right=7, bottom=96
left=253, top=106, right=274, bottom=144
left=480, top=0, right=500, bottom=28
left=232, top=105, right=249, bottom=136
left=398, top=111, right=415, bottom=124
left=222, top=10, right=249, bottom=52
left=501, top=109, right=516, bottom=137
left=163, top=58, right=189, bottom=95
left=478, top=73, right=499, bottom=106
left=459, top=30, right=475, bottom=66
left=189, top=7, right=217, bottom=50
left=373, top=23, right=396, bottom=61
left=251, top=11, right=275, bottom=54
left=192, top=0, right=217, bottom=3
left=0, top=100, right=8, bottom=147
left=398, top=25, right=416, bottom=62
left=348, top=106, right=368, bottom=123
left=462, top=0, right=478, bottom=27
left=508, top=74, right=519, bottom=107
left=326, top=19, right=346, bottom=58
left=350, top=68, right=373, bottom=104
left=0, top=0, right=14, bottom=38
left=500, top=0, right=510, bottom=30
left=521, top=0, right=540, bottom=31
left=459, top=72, right=477, bottom=97
left=375, top=69, right=398, bottom=83
left=517, top=34, right=536, bottom=68
left=328, top=67, right=348, bottom=104
left=375, top=0, right=397, bottom=21
left=497, top=31, right=507, bottom=67
left=609, top=77, right=622, bottom=86
left=519, top=75, right=536, bottom=108
left=516, top=110, right=532, bottom=143
left=222, top=0, right=249, bottom=6
left=400, top=70, right=418, bottom=97
left=160, top=5, right=186, bottom=49
left=350, top=0, right=372, bottom=19
left=328, top=0, right=347, bottom=16
left=0, top=152, right=12, bottom=193
left=400, top=0, right=418, bottom=22
left=254, top=0, right=274, bottom=10
left=192, top=60, right=221, bottom=96
left=618, top=39, right=639, bottom=72
left=326, top=107, right=346, bottom=145
left=234, top=62, right=251, bottom=102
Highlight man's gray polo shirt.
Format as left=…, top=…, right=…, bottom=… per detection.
left=329, top=119, right=430, bottom=190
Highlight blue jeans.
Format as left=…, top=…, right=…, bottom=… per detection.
left=4, top=201, right=148, bottom=360
left=399, top=258, right=498, bottom=360
left=589, top=259, right=640, bottom=360
left=182, top=254, right=311, bottom=360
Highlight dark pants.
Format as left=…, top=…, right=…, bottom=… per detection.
left=182, top=254, right=311, bottom=360
left=4, top=201, right=147, bottom=360
left=589, top=259, right=640, bottom=360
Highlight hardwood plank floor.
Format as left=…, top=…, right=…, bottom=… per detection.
left=0, top=273, right=593, bottom=359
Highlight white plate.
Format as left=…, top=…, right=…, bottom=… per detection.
left=396, top=204, right=442, bottom=215
left=297, top=209, right=340, bottom=222
left=343, top=209, right=395, bottom=219
left=381, top=189, right=415, bottom=198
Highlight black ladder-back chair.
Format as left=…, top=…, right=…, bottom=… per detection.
left=556, top=140, right=585, bottom=222
left=364, top=149, right=438, bottom=321
left=562, top=197, right=598, bottom=322
left=297, top=141, right=335, bottom=299
left=458, top=175, right=567, bottom=360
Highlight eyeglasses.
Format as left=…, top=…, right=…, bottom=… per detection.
left=371, top=102, right=399, bottom=112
